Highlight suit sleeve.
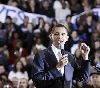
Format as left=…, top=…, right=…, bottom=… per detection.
left=73, top=55, right=90, bottom=84
left=32, top=52, right=45, bottom=81
left=32, top=51, right=61, bottom=82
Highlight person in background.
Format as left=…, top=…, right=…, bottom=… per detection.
left=8, top=60, right=29, bottom=87
left=39, top=0, right=55, bottom=18
left=87, top=67, right=100, bottom=88
left=3, top=80, right=13, bottom=88
left=0, top=43, right=8, bottom=70
left=0, top=77, right=3, bottom=88
left=34, top=37, right=46, bottom=51
left=19, top=78, right=29, bottom=88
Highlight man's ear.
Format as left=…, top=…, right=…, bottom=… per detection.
left=67, top=36, right=69, bottom=40
left=49, top=34, right=52, bottom=40
left=66, top=35, right=69, bottom=41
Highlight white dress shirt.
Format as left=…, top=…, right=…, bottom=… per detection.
left=51, top=44, right=64, bottom=75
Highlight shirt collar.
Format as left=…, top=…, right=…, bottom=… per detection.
left=51, top=44, right=61, bottom=55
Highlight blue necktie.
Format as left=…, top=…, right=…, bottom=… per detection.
left=61, top=49, right=65, bottom=55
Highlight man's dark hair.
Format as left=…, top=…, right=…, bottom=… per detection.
left=50, top=24, right=69, bottom=34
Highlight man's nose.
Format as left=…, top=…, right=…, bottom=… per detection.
left=58, top=34, right=63, bottom=39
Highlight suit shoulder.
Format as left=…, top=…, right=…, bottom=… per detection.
left=35, top=49, right=48, bottom=58
left=38, top=49, right=48, bottom=54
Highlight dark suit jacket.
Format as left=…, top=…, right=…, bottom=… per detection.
left=32, top=46, right=90, bottom=88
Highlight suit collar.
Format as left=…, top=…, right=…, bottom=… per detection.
left=47, top=46, right=69, bottom=64
left=47, top=46, right=58, bottom=64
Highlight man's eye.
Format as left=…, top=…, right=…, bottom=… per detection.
left=62, top=33, right=65, bottom=35
left=54, top=33, right=59, bottom=35
left=54, top=33, right=66, bottom=36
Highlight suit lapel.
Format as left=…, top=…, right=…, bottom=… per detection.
left=46, top=47, right=69, bottom=65
left=47, top=47, right=58, bottom=65
left=45, top=47, right=74, bottom=82
left=63, top=50, right=74, bottom=82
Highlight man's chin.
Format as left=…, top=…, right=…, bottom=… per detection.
left=58, top=41, right=64, bottom=44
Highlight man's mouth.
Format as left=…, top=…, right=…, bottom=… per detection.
left=58, top=40, right=64, bottom=43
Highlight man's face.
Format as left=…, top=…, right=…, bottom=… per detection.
left=19, top=78, right=28, bottom=88
left=91, top=74, right=100, bottom=86
left=0, top=66, right=5, bottom=74
left=51, top=27, right=69, bottom=47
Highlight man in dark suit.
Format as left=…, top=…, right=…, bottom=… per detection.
left=32, top=24, right=90, bottom=88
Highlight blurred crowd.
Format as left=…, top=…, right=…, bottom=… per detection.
left=0, top=0, right=100, bottom=88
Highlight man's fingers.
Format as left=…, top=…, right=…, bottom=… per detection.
left=80, top=43, right=90, bottom=52
left=64, top=59, right=68, bottom=65
left=62, top=54, right=68, bottom=58
left=57, top=57, right=69, bottom=69
left=60, top=57, right=68, bottom=61
left=60, top=58, right=68, bottom=64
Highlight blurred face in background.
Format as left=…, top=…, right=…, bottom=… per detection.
left=77, top=81, right=83, bottom=88
left=91, top=74, right=100, bottom=87
left=44, top=23, right=50, bottom=32
left=86, top=15, right=92, bottom=23
left=94, top=40, right=100, bottom=49
left=5, top=17, right=12, bottom=24
left=38, top=17, right=45, bottom=27
left=27, top=23, right=33, bottom=32
left=16, top=61, right=23, bottom=71
left=0, top=65, right=5, bottom=74
left=23, top=16, right=29, bottom=26
left=43, top=0, right=49, bottom=8
left=36, top=38, right=42, bottom=45
left=96, top=22, right=100, bottom=33
left=19, top=78, right=28, bottom=88
left=83, top=0, right=89, bottom=5
left=29, top=0, right=36, bottom=7
left=96, top=0, right=100, bottom=5
left=94, top=51, right=100, bottom=59
left=11, top=77, right=18, bottom=88
left=71, top=31, right=78, bottom=39
left=66, top=16, right=71, bottom=23
left=75, top=48, right=81, bottom=58
left=52, top=19, right=57, bottom=26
